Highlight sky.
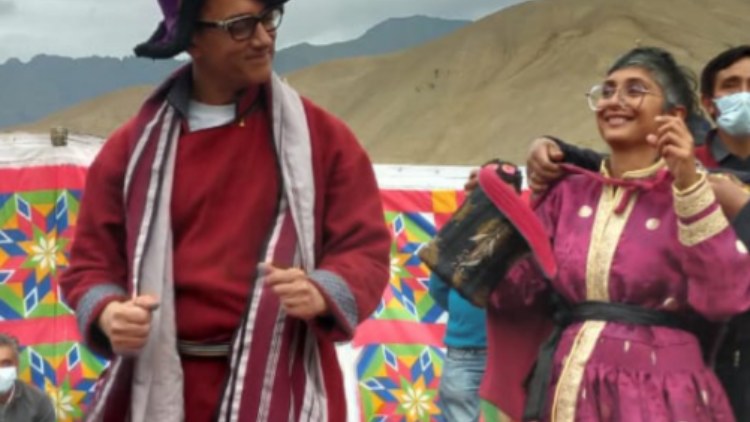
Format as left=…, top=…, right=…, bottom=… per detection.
left=0, top=0, right=527, bottom=63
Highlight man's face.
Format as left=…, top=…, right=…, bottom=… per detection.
left=0, top=346, right=17, bottom=369
left=703, top=57, right=750, bottom=120
left=189, top=0, right=278, bottom=90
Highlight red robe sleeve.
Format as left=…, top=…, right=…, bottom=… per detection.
left=304, top=99, right=392, bottom=342
left=59, top=121, right=135, bottom=357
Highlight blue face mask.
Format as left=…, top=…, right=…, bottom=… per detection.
left=715, top=92, right=750, bottom=137
left=0, top=367, right=16, bottom=393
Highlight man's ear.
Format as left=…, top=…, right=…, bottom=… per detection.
left=701, top=94, right=718, bottom=121
left=186, top=33, right=201, bottom=59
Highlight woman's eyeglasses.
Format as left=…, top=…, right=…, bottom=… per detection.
left=586, top=81, right=657, bottom=111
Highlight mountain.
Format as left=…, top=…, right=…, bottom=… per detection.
left=12, top=0, right=749, bottom=164
left=274, top=16, right=469, bottom=74
left=0, top=55, right=182, bottom=130
left=0, top=16, right=469, bottom=129
left=283, top=0, right=748, bottom=164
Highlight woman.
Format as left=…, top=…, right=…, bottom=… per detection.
left=482, top=47, right=750, bottom=421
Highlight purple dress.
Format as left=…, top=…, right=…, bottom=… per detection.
left=491, top=161, right=750, bottom=422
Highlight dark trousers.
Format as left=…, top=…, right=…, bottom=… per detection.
left=715, top=320, right=750, bottom=421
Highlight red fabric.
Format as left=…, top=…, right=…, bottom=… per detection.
left=182, top=358, right=228, bottom=422
left=695, top=143, right=720, bottom=169
left=172, top=110, right=278, bottom=421
left=171, top=111, right=278, bottom=343
left=480, top=304, right=554, bottom=420
left=479, top=165, right=557, bottom=279
left=60, top=122, right=132, bottom=356
left=353, top=320, right=446, bottom=347
left=0, top=166, right=87, bottom=191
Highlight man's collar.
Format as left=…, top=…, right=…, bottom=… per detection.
left=709, top=129, right=733, bottom=163
left=165, top=68, right=265, bottom=122
left=0, top=381, right=19, bottom=405
left=166, top=69, right=193, bottom=118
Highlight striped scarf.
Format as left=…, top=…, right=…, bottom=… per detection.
left=86, top=67, right=329, bottom=422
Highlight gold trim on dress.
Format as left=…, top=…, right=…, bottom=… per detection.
left=619, top=159, right=666, bottom=179
left=678, top=206, right=729, bottom=247
left=584, top=184, right=638, bottom=301
left=673, top=173, right=713, bottom=219
left=551, top=321, right=607, bottom=422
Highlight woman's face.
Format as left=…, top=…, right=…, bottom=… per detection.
left=594, top=67, right=667, bottom=147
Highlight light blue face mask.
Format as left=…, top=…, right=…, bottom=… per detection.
left=715, top=92, right=750, bottom=137
left=0, top=367, right=16, bottom=393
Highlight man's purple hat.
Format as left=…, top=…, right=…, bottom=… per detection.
left=134, top=0, right=289, bottom=59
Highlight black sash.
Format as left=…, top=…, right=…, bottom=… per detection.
left=523, top=298, right=691, bottom=421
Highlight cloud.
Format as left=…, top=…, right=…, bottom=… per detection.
left=0, top=0, right=16, bottom=16
left=0, top=0, right=526, bottom=62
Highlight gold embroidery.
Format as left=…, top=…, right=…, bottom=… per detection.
left=585, top=185, right=637, bottom=301
left=551, top=321, right=607, bottom=422
left=584, top=160, right=664, bottom=301
left=673, top=171, right=707, bottom=197
left=619, top=159, right=667, bottom=178
left=673, top=174, right=714, bottom=219
left=678, top=207, right=729, bottom=247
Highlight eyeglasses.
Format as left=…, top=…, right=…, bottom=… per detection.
left=197, top=7, right=284, bottom=41
left=586, top=81, right=657, bottom=111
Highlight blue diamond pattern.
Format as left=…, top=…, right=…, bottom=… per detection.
left=363, top=378, right=386, bottom=391
left=383, top=347, right=398, bottom=370
left=55, top=193, right=68, bottom=220
left=29, top=349, right=44, bottom=373
left=393, top=214, right=405, bottom=235
left=15, top=195, right=31, bottom=220
left=403, top=297, right=418, bottom=318
left=67, top=345, right=81, bottom=369
left=24, top=289, right=39, bottom=316
left=0, top=270, right=12, bottom=284
left=420, top=348, right=433, bottom=372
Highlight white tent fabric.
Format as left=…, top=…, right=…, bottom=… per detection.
left=0, top=132, right=103, bottom=169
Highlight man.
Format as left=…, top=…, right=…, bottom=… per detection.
left=0, top=334, right=55, bottom=422
left=59, top=0, right=391, bottom=421
left=525, top=45, right=750, bottom=420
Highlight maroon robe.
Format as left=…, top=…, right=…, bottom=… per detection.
left=60, top=72, right=391, bottom=421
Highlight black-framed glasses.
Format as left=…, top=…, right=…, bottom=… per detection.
left=586, top=81, right=658, bottom=111
left=197, top=7, right=284, bottom=41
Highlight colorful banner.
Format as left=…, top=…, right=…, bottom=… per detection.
left=0, top=136, right=512, bottom=421
left=0, top=164, right=107, bottom=421
left=351, top=190, right=465, bottom=422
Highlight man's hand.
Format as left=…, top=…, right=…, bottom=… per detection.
left=262, top=263, right=329, bottom=320
left=709, top=174, right=750, bottom=220
left=464, top=168, right=479, bottom=192
left=526, top=137, right=565, bottom=193
left=98, top=295, right=159, bottom=356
